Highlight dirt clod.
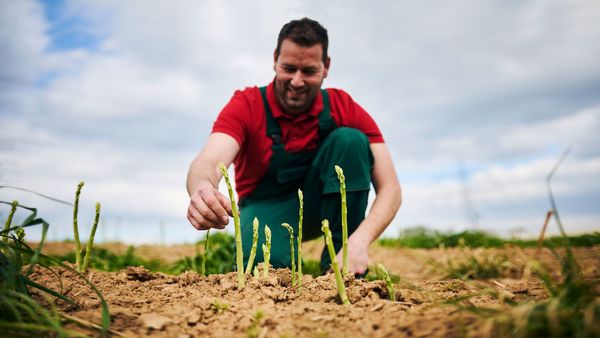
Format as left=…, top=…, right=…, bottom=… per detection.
left=125, top=266, right=154, bottom=281
left=140, top=313, right=172, bottom=330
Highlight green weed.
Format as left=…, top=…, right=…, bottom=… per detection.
left=378, top=226, right=600, bottom=249
left=429, top=240, right=526, bottom=280
left=450, top=148, right=600, bottom=337
left=210, top=300, right=230, bottom=313
left=170, top=231, right=234, bottom=275
left=59, top=246, right=165, bottom=272
left=451, top=240, right=600, bottom=337
left=246, top=309, right=265, bottom=338
left=0, top=201, right=112, bottom=337
left=302, top=259, right=322, bottom=277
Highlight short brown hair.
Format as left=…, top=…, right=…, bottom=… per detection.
left=275, top=18, right=329, bottom=63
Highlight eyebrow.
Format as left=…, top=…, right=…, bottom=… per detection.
left=281, top=63, right=319, bottom=72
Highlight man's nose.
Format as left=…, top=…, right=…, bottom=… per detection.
left=290, top=71, right=304, bottom=87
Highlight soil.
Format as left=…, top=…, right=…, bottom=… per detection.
left=27, top=243, right=600, bottom=337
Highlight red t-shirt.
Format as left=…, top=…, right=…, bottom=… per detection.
left=212, top=81, right=384, bottom=200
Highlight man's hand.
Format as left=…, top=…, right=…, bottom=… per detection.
left=187, top=180, right=233, bottom=230
left=330, top=142, right=401, bottom=276
left=335, top=234, right=370, bottom=275
left=185, top=133, right=240, bottom=231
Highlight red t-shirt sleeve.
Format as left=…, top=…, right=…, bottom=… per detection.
left=327, top=88, right=385, bottom=143
left=211, top=89, right=250, bottom=147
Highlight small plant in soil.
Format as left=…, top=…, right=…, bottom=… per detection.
left=72, top=182, right=102, bottom=273
left=72, top=182, right=84, bottom=269
left=376, top=263, right=396, bottom=301
left=81, top=202, right=101, bottom=272
left=262, top=225, right=272, bottom=279
left=164, top=232, right=235, bottom=275
left=210, top=300, right=230, bottom=314
left=281, top=222, right=296, bottom=286
left=245, top=217, right=259, bottom=274
left=321, top=219, right=350, bottom=305
left=246, top=309, right=265, bottom=338
left=334, top=165, right=349, bottom=276
left=297, top=189, right=304, bottom=290
left=201, top=229, right=210, bottom=276
left=219, top=162, right=245, bottom=288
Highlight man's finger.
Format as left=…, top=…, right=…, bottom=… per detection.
left=218, top=192, right=234, bottom=217
left=187, top=213, right=200, bottom=230
left=187, top=208, right=206, bottom=230
left=193, top=197, right=223, bottom=226
left=188, top=205, right=220, bottom=230
left=204, top=191, right=230, bottom=224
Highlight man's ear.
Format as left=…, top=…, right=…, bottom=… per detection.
left=273, top=49, right=278, bottom=72
left=323, top=56, right=331, bottom=78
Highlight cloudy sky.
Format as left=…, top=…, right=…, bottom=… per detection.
left=1, top=0, right=599, bottom=244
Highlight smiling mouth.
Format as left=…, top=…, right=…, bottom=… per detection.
left=287, top=88, right=307, bottom=98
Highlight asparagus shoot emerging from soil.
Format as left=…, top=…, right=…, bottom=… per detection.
left=262, top=225, right=271, bottom=279
left=218, top=162, right=245, bottom=288
left=321, top=219, right=350, bottom=305
left=334, top=165, right=349, bottom=276
left=80, top=202, right=101, bottom=272
left=201, top=229, right=210, bottom=276
left=245, top=217, right=259, bottom=274
left=281, top=223, right=296, bottom=286
left=73, top=181, right=84, bottom=270
left=2, top=200, right=18, bottom=242
left=297, top=189, right=303, bottom=288
left=376, top=263, right=396, bottom=301
left=253, top=265, right=259, bottom=279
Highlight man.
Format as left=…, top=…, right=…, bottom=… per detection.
left=186, top=18, right=401, bottom=275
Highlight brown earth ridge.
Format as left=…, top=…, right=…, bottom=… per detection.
left=28, top=244, right=600, bottom=337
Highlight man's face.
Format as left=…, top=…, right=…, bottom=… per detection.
left=273, top=39, right=330, bottom=116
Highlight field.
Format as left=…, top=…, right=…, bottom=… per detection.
left=2, top=179, right=599, bottom=337
left=16, top=238, right=600, bottom=337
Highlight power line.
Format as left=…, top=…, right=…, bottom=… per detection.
left=0, top=185, right=72, bottom=206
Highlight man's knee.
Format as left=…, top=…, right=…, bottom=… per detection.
left=325, top=127, right=369, bottom=149
left=313, top=127, right=374, bottom=193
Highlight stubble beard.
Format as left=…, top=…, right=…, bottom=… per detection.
left=275, top=82, right=319, bottom=116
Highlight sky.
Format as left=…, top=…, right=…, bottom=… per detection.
left=1, top=0, right=599, bottom=244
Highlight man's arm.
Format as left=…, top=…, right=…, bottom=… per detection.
left=343, top=142, right=402, bottom=274
left=186, top=132, right=240, bottom=230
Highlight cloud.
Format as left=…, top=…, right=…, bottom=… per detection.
left=432, top=105, right=600, bottom=163
left=0, top=1, right=49, bottom=80
left=39, top=55, right=207, bottom=118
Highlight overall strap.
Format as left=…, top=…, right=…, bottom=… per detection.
left=317, top=89, right=337, bottom=143
left=259, top=87, right=336, bottom=145
left=243, top=87, right=337, bottom=205
left=259, top=86, right=282, bottom=145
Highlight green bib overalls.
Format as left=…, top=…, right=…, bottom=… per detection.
left=239, top=86, right=375, bottom=273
